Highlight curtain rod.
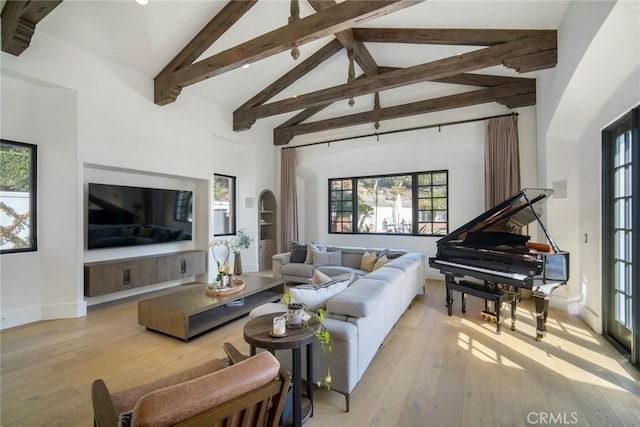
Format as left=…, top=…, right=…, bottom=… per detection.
left=283, top=112, right=519, bottom=149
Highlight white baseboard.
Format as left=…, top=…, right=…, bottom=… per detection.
left=0, top=305, right=41, bottom=330
left=1, top=301, right=88, bottom=330
left=42, top=301, right=87, bottom=319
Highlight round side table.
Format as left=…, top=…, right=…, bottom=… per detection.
left=244, top=313, right=315, bottom=427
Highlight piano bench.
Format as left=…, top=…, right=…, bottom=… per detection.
left=445, top=279, right=518, bottom=334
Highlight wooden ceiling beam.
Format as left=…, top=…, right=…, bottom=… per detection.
left=235, top=34, right=555, bottom=128
left=273, top=81, right=536, bottom=145
left=274, top=0, right=383, bottom=132
left=1, top=0, right=62, bottom=56
left=307, top=0, right=379, bottom=76
left=157, top=0, right=258, bottom=76
left=234, top=39, right=343, bottom=130
left=276, top=72, right=535, bottom=135
left=273, top=72, right=378, bottom=131
left=272, top=0, right=382, bottom=133
left=154, top=0, right=258, bottom=105
left=497, top=92, right=537, bottom=109
left=503, top=49, right=557, bottom=73
left=155, top=0, right=423, bottom=106
left=433, top=73, right=535, bottom=87
left=352, top=28, right=556, bottom=46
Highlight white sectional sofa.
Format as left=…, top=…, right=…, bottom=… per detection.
left=253, top=245, right=426, bottom=411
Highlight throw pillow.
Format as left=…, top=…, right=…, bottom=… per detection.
left=305, top=242, right=324, bottom=264
left=310, top=269, right=332, bottom=285
left=289, top=279, right=350, bottom=311
left=378, top=248, right=404, bottom=260
left=289, top=241, right=307, bottom=263
left=360, top=250, right=377, bottom=272
left=373, top=255, right=390, bottom=271
left=312, top=248, right=342, bottom=266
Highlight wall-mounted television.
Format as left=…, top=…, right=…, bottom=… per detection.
left=87, top=183, right=193, bottom=250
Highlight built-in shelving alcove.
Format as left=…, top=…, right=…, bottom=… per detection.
left=257, top=190, right=276, bottom=272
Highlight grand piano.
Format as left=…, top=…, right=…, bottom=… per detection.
left=429, top=188, right=569, bottom=341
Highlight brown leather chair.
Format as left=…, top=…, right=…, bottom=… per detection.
left=91, top=342, right=291, bottom=427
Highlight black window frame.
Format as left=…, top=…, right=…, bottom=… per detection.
left=1, top=139, right=38, bottom=254
left=213, top=174, right=236, bottom=237
left=328, top=170, right=448, bottom=236
left=602, top=106, right=640, bottom=368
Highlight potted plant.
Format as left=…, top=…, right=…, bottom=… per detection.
left=229, top=228, right=253, bottom=277
left=283, top=293, right=332, bottom=389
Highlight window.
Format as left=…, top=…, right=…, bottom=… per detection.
left=213, top=174, right=236, bottom=236
left=1, top=140, right=37, bottom=254
left=329, top=170, right=448, bottom=236
left=603, top=106, right=639, bottom=368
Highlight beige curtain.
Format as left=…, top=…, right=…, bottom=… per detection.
left=485, top=115, right=521, bottom=208
left=280, top=148, right=298, bottom=252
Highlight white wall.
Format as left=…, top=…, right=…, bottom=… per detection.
left=1, top=32, right=278, bottom=328
left=293, top=106, right=538, bottom=279
left=1, top=75, right=80, bottom=328
left=537, top=0, right=640, bottom=331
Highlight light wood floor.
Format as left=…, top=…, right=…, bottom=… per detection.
left=2, top=279, right=639, bottom=427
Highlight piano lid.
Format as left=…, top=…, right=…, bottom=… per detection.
left=438, top=188, right=556, bottom=248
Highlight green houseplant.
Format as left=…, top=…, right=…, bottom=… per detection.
left=283, top=293, right=332, bottom=389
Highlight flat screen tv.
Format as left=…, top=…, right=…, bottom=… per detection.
left=87, top=183, right=193, bottom=250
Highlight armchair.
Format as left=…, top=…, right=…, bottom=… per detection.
left=91, top=342, right=291, bottom=427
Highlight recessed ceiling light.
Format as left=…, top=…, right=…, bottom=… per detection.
left=241, top=64, right=251, bottom=69
left=136, top=0, right=149, bottom=6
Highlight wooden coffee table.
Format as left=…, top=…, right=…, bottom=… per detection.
left=138, top=275, right=284, bottom=341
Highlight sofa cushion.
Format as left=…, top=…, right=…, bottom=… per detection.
left=311, top=269, right=332, bottom=285
left=360, top=250, right=377, bottom=272
left=289, top=241, right=307, bottom=263
left=304, top=242, right=327, bottom=264
left=384, top=252, right=423, bottom=269
left=372, top=255, right=390, bottom=271
left=326, top=278, right=387, bottom=318
left=366, top=266, right=406, bottom=285
left=290, top=278, right=351, bottom=311
left=111, top=358, right=228, bottom=414
left=313, top=248, right=342, bottom=266
left=131, top=352, right=280, bottom=426
left=281, top=262, right=315, bottom=278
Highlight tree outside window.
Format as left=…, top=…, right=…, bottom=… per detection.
left=1, top=140, right=37, bottom=254
left=213, top=174, right=236, bottom=236
left=329, top=170, right=448, bottom=236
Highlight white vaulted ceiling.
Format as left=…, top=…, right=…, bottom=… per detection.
left=30, top=0, right=570, bottom=144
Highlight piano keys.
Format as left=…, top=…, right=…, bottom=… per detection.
left=429, top=188, right=570, bottom=341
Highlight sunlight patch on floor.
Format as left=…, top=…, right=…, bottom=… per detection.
left=458, top=317, right=635, bottom=393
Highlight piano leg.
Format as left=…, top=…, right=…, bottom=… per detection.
left=510, top=297, right=517, bottom=331
left=532, top=290, right=549, bottom=341
left=461, top=293, right=467, bottom=313
left=445, top=274, right=455, bottom=316
left=531, top=281, right=565, bottom=341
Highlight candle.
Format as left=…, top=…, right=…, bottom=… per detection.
left=272, top=316, right=286, bottom=336
left=226, top=263, right=233, bottom=275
